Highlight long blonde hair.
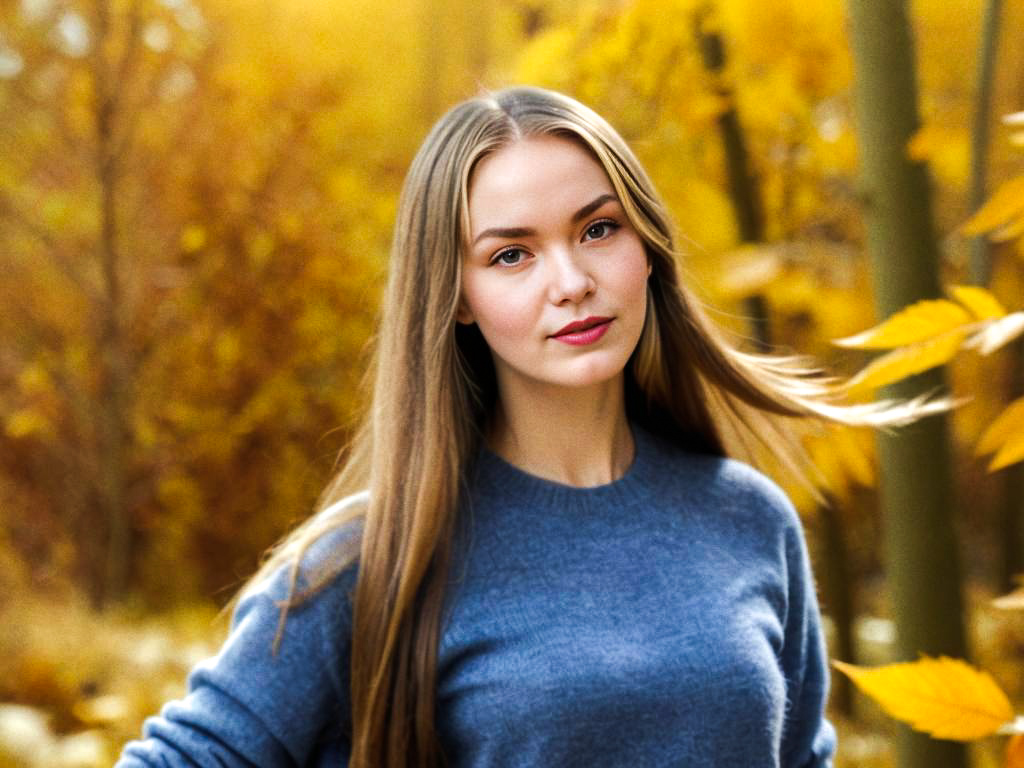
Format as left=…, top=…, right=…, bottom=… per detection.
left=246, top=85, right=939, bottom=767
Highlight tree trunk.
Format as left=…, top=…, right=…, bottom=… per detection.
left=967, top=0, right=1002, bottom=287
left=847, top=2, right=969, bottom=767
left=818, top=499, right=855, bottom=716
left=93, top=0, right=133, bottom=605
left=693, top=5, right=771, bottom=350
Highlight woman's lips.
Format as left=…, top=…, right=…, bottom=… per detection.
left=551, top=317, right=614, bottom=346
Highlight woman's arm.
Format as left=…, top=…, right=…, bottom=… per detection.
left=115, top=560, right=354, bottom=767
left=778, top=510, right=837, bottom=768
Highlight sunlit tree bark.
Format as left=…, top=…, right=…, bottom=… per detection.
left=847, top=1, right=968, bottom=766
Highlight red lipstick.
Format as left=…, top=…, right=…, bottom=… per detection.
left=551, top=316, right=614, bottom=346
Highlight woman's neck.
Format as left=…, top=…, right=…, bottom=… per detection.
left=486, top=375, right=634, bottom=488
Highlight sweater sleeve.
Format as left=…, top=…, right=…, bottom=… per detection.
left=778, top=506, right=837, bottom=768
left=115, top=556, right=355, bottom=768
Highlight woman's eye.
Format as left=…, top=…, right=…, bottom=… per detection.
left=493, top=247, right=527, bottom=266
left=583, top=220, right=618, bottom=241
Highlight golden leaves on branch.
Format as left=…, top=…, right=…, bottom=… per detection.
left=842, top=329, right=967, bottom=395
left=832, top=657, right=1014, bottom=741
left=835, top=299, right=971, bottom=350
left=834, top=285, right=1024, bottom=469
left=834, top=286, right=1009, bottom=353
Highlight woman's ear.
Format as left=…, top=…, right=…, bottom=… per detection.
left=456, top=296, right=475, bottom=325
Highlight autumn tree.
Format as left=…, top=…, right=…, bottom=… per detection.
left=846, top=0, right=969, bottom=766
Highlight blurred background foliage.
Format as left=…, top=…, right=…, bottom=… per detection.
left=2, top=0, right=1024, bottom=765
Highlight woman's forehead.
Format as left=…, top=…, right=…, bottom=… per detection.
left=466, top=136, right=614, bottom=232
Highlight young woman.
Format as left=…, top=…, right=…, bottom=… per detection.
left=117, top=86, right=935, bottom=768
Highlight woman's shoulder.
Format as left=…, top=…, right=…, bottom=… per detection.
left=240, top=491, right=367, bottom=615
left=642, top=429, right=800, bottom=530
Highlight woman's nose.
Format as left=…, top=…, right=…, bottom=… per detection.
left=546, top=248, right=595, bottom=305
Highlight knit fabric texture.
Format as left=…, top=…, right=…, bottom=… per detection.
left=117, top=424, right=836, bottom=767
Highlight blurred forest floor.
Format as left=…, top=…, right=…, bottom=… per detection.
left=2, top=575, right=1024, bottom=766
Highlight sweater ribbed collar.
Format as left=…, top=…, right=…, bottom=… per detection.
left=470, top=422, right=664, bottom=509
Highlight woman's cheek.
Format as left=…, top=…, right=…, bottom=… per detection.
left=470, top=282, right=537, bottom=350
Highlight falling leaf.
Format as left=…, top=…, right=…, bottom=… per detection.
left=832, top=657, right=1014, bottom=741
left=949, top=285, right=1006, bottom=321
left=835, top=300, right=972, bottom=349
left=844, top=330, right=967, bottom=395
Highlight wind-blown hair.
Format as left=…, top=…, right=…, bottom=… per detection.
left=244, top=85, right=940, bottom=768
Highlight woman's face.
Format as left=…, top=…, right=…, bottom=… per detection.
left=460, top=135, right=650, bottom=396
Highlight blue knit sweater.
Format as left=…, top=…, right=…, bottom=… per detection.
left=117, top=424, right=836, bottom=766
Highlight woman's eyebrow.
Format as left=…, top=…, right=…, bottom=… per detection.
left=471, top=193, right=619, bottom=246
left=570, top=193, right=618, bottom=224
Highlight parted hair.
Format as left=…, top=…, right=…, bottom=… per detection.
left=244, top=85, right=939, bottom=768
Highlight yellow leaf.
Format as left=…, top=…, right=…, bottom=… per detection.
left=949, top=285, right=1006, bottom=321
left=990, top=431, right=1024, bottom=472
left=992, top=587, right=1024, bottom=611
left=832, top=657, right=1014, bottom=741
left=978, top=397, right=1024, bottom=456
left=833, top=427, right=875, bottom=487
left=962, top=177, right=1024, bottom=236
left=805, top=431, right=847, bottom=500
left=845, top=330, right=967, bottom=395
left=835, top=300, right=972, bottom=349
left=965, top=313, right=1024, bottom=356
